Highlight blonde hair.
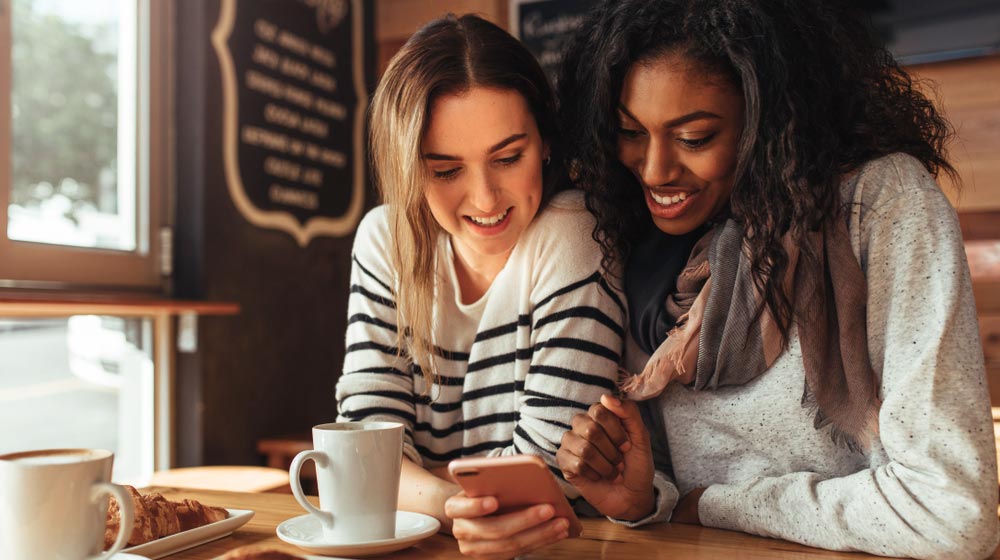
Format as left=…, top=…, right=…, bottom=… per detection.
left=368, top=14, right=563, bottom=385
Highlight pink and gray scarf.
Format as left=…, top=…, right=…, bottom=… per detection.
left=623, top=217, right=881, bottom=451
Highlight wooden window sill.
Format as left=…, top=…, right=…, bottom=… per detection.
left=0, top=293, right=239, bottom=318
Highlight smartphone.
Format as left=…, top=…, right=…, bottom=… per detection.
left=448, top=454, right=582, bottom=538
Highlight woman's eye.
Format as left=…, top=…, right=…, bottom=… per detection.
left=433, top=167, right=461, bottom=180
left=496, top=153, right=523, bottom=167
left=617, top=127, right=644, bottom=139
left=677, top=134, right=716, bottom=149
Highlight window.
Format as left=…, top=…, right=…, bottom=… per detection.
left=0, top=316, right=155, bottom=483
left=0, top=0, right=171, bottom=288
left=0, top=0, right=175, bottom=481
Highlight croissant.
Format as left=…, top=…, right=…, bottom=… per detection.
left=104, top=485, right=229, bottom=549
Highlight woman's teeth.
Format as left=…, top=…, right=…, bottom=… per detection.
left=651, top=192, right=687, bottom=206
left=468, top=209, right=509, bottom=226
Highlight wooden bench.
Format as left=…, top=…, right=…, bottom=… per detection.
left=257, top=433, right=315, bottom=495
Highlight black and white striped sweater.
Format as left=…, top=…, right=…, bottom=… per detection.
left=336, top=190, right=625, bottom=498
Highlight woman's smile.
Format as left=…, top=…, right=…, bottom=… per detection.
left=464, top=206, right=514, bottom=232
left=644, top=188, right=699, bottom=220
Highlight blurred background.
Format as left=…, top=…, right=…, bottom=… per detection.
left=0, top=0, right=997, bottom=485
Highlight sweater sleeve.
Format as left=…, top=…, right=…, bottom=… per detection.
left=487, top=202, right=627, bottom=496
left=697, top=157, right=1000, bottom=560
left=335, top=208, right=421, bottom=464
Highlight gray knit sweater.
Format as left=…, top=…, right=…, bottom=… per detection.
left=626, top=154, right=999, bottom=560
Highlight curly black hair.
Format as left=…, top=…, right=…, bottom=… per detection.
left=558, top=0, right=956, bottom=342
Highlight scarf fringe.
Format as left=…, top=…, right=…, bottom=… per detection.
left=620, top=316, right=698, bottom=399
left=800, top=386, right=879, bottom=453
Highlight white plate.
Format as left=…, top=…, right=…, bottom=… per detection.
left=121, top=508, right=254, bottom=559
left=276, top=511, right=440, bottom=557
left=111, top=554, right=151, bottom=560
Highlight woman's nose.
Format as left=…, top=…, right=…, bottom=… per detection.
left=640, top=139, right=683, bottom=187
left=468, top=170, right=502, bottom=211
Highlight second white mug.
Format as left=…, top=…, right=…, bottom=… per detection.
left=289, top=421, right=403, bottom=544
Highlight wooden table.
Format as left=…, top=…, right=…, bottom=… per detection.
left=148, top=486, right=1000, bottom=560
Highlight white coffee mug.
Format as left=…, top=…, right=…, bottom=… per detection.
left=289, top=421, right=403, bottom=543
left=0, top=448, right=135, bottom=560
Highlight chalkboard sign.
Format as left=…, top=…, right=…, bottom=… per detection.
left=510, top=0, right=598, bottom=86
left=212, top=0, right=368, bottom=246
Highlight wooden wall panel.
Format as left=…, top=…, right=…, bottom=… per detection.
left=374, top=0, right=508, bottom=76
left=983, top=315, right=1000, bottom=405
left=910, top=56, right=1000, bottom=214
left=975, top=280, right=1000, bottom=405
left=376, top=0, right=507, bottom=41
left=960, top=211, right=1000, bottom=241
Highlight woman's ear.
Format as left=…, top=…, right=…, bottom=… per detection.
left=543, top=143, right=551, bottom=165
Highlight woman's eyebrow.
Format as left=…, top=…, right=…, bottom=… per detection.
left=487, top=133, right=527, bottom=154
left=618, top=104, right=721, bottom=128
left=423, top=133, right=527, bottom=161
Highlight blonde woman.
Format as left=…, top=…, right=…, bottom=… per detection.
left=335, top=14, right=624, bottom=557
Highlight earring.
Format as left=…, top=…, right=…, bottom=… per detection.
left=543, top=156, right=551, bottom=165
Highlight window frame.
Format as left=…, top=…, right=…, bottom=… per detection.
left=0, top=0, right=173, bottom=290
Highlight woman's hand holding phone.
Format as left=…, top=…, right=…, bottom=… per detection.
left=557, top=394, right=657, bottom=521
left=445, top=455, right=577, bottom=559
left=445, top=494, right=570, bottom=559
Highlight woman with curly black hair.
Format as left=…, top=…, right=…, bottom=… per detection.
left=554, top=1, right=999, bottom=558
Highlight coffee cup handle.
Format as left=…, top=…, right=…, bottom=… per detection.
left=290, top=450, right=333, bottom=529
left=88, top=482, right=134, bottom=560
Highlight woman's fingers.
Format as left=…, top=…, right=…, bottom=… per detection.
left=558, top=430, right=618, bottom=481
left=556, top=401, right=633, bottom=483
left=588, top=401, right=630, bottom=452
left=576, top=404, right=627, bottom=461
left=446, top=498, right=570, bottom=559
left=445, top=493, right=499, bottom=520
left=453, top=505, right=570, bottom=559
left=459, top=518, right=569, bottom=559
left=451, top=503, right=553, bottom=541
left=600, top=394, right=650, bottom=450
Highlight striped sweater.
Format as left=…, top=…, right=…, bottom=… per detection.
left=336, top=190, right=625, bottom=498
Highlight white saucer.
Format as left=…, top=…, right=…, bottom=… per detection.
left=276, top=511, right=440, bottom=557
left=111, top=554, right=151, bottom=560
